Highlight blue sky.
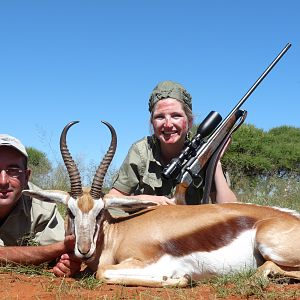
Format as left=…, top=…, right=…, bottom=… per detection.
left=1, top=1, right=299, bottom=170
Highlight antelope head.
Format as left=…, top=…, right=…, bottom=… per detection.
left=23, top=120, right=117, bottom=259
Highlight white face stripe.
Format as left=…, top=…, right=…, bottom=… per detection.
left=68, top=197, right=104, bottom=259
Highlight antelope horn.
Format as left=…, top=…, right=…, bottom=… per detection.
left=90, top=120, right=117, bottom=199
left=60, top=121, right=83, bottom=198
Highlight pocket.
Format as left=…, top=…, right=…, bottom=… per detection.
left=142, top=173, right=162, bottom=189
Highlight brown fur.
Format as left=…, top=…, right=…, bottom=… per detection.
left=78, top=191, right=95, bottom=213
left=101, top=203, right=300, bottom=264
left=91, top=202, right=300, bottom=287
left=160, top=216, right=257, bottom=255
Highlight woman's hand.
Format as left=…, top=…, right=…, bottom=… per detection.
left=106, top=188, right=175, bottom=206
left=151, top=196, right=176, bottom=205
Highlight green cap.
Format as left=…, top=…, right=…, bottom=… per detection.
left=148, top=80, right=192, bottom=112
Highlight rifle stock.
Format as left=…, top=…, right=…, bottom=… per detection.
left=180, top=109, right=247, bottom=188
left=162, top=43, right=291, bottom=204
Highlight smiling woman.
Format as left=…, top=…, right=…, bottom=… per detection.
left=105, top=80, right=237, bottom=205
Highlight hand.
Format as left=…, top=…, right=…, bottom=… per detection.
left=106, top=188, right=175, bottom=206
left=63, top=235, right=76, bottom=252
left=152, top=196, right=175, bottom=205
left=215, top=137, right=232, bottom=172
left=219, top=137, right=232, bottom=159
left=123, top=194, right=175, bottom=206
left=53, top=252, right=82, bottom=277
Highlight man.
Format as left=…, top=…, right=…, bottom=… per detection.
left=0, top=134, right=80, bottom=271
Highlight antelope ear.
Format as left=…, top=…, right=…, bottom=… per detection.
left=22, top=189, right=70, bottom=205
left=103, top=195, right=158, bottom=212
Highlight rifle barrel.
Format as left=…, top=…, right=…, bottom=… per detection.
left=178, top=43, right=292, bottom=186
left=228, top=43, right=291, bottom=118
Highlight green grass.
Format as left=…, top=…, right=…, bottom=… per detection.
left=234, top=176, right=300, bottom=211
left=201, top=270, right=269, bottom=299
left=200, top=270, right=300, bottom=299
left=0, top=262, right=52, bottom=276
left=0, top=264, right=300, bottom=299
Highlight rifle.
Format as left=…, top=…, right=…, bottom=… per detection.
left=162, top=43, right=292, bottom=204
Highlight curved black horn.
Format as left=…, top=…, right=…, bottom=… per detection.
left=90, top=120, right=117, bottom=199
left=60, top=121, right=83, bottom=198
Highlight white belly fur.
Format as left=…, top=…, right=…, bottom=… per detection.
left=104, top=229, right=258, bottom=280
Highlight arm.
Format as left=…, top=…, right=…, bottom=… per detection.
left=109, top=139, right=175, bottom=205
left=106, top=188, right=175, bottom=205
left=0, top=235, right=76, bottom=265
left=209, top=137, right=237, bottom=203
left=211, top=162, right=237, bottom=203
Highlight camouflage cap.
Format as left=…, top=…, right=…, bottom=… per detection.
left=0, top=134, right=28, bottom=157
left=148, top=80, right=192, bottom=112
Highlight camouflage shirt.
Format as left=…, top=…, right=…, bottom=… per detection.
left=112, top=136, right=207, bottom=205
left=0, top=182, right=65, bottom=246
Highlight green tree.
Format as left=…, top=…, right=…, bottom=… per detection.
left=222, top=124, right=272, bottom=176
left=26, top=147, right=52, bottom=186
left=222, top=124, right=300, bottom=178
left=190, top=122, right=300, bottom=194
left=265, top=126, right=300, bottom=176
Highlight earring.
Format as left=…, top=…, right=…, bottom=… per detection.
left=186, top=130, right=192, bottom=141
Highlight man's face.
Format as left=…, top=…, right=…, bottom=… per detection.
left=0, top=147, right=30, bottom=219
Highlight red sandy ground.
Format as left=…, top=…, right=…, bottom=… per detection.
left=1, top=272, right=300, bottom=300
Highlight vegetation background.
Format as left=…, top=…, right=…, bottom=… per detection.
left=27, top=123, right=300, bottom=210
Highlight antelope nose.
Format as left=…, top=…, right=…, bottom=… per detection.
left=78, top=245, right=91, bottom=256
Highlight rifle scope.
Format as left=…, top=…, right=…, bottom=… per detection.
left=162, top=111, right=222, bottom=180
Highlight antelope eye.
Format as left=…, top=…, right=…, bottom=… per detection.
left=68, top=209, right=75, bottom=219
left=96, top=210, right=103, bottom=221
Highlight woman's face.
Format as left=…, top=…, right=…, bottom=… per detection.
left=151, top=98, right=191, bottom=147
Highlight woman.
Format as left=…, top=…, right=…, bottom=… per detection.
left=107, top=80, right=237, bottom=204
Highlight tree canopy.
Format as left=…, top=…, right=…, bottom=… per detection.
left=222, top=124, right=300, bottom=177
left=26, top=147, right=52, bottom=185
left=190, top=123, right=300, bottom=178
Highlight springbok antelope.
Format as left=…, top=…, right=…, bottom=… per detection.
left=23, top=121, right=300, bottom=287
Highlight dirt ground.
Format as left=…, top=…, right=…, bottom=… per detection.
left=1, top=271, right=300, bottom=300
